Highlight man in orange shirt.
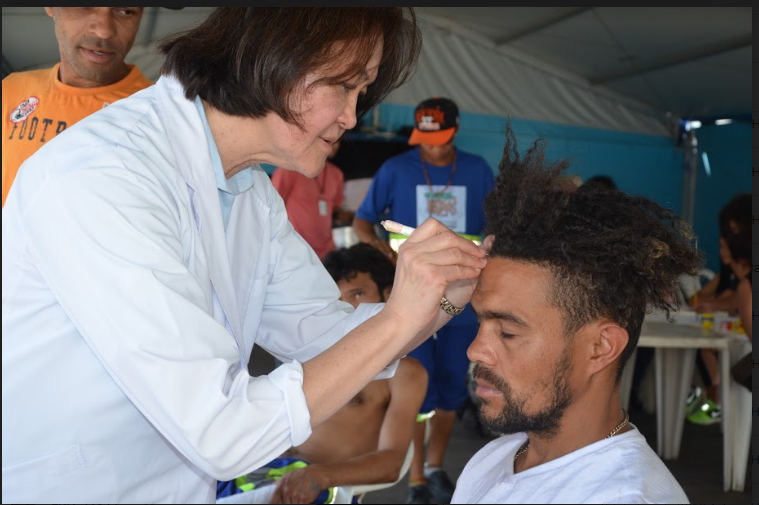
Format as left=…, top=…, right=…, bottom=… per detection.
left=2, top=7, right=154, bottom=207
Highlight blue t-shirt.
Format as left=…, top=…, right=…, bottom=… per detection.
left=356, top=146, right=494, bottom=235
left=356, top=146, right=495, bottom=327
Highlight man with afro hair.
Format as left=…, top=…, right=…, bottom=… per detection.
left=453, top=125, right=700, bottom=504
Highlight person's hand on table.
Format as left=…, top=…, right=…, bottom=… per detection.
left=383, top=219, right=489, bottom=335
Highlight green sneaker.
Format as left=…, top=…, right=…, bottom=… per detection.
left=686, top=399, right=721, bottom=425
left=684, top=386, right=705, bottom=416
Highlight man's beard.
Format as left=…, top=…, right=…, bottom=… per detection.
left=472, top=351, right=573, bottom=439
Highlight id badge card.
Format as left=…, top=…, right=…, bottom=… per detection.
left=318, top=198, right=329, bottom=216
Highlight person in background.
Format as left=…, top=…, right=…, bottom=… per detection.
left=690, top=192, right=751, bottom=314
left=453, top=124, right=699, bottom=504
left=726, top=229, right=752, bottom=339
left=686, top=192, right=751, bottom=425
left=726, top=228, right=752, bottom=393
left=353, top=97, right=495, bottom=505
left=217, top=243, right=428, bottom=504
left=3, top=8, right=491, bottom=503
left=272, top=140, right=354, bottom=260
left=2, top=7, right=155, bottom=207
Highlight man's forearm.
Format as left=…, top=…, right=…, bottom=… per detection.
left=302, top=310, right=411, bottom=427
left=311, top=449, right=408, bottom=489
left=394, top=310, right=453, bottom=361
left=352, top=216, right=377, bottom=242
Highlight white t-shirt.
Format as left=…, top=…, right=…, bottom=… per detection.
left=452, top=426, right=689, bottom=504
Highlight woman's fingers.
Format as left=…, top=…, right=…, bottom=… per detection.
left=403, top=246, right=488, bottom=273
left=481, top=234, right=495, bottom=255
left=384, top=219, right=491, bottom=332
left=389, top=248, right=486, bottom=311
left=400, top=223, right=485, bottom=260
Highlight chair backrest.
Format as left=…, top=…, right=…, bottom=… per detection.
left=220, top=421, right=429, bottom=504
left=333, top=417, right=432, bottom=503
left=332, top=443, right=414, bottom=504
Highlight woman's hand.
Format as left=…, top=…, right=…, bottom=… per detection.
left=383, top=219, right=488, bottom=334
left=442, top=234, right=494, bottom=310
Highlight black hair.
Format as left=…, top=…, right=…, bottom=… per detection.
left=159, top=8, right=421, bottom=129
left=718, top=192, right=751, bottom=238
left=484, top=124, right=703, bottom=381
left=727, top=229, right=751, bottom=266
left=714, top=261, right=737, bottom=298
left=323, top=243, right=395, bottom=295
left=582, top=175, right=617, bottom=191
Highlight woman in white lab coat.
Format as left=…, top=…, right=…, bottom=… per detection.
left=1, top=8, right=489, bottom=504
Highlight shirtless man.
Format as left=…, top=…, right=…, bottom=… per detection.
left=218, top=243, right=428, bottom=504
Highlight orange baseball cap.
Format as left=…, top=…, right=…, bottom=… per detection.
left=408, top=97, right=459, bottom=146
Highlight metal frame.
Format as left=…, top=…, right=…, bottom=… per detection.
left=494, top=7, right=592, bottom=46
left=592, top=35, right=752, bottom=84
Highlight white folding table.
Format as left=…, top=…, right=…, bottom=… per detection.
left=620, top=318, right=752, bottom=492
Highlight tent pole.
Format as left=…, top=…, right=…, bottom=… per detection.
left=680, top=129, right=698, bottom=226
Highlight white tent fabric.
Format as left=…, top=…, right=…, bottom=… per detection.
left=387, top=15, right=672, bottom=137
left=5, top=7, right=748, bottom=138
left=120, top=16, right=671, bottom=138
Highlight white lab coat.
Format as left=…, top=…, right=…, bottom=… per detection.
left=2, top=76, right=390, bottom=504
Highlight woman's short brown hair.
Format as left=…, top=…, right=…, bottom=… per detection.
left=159, top=8, right=421, bottom=128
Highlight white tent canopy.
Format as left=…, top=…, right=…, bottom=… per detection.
left=2, top=7, right=751, bottom=137
left=388, top=12, right=673, bottom=137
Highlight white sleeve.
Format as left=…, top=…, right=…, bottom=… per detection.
left=19, top=164, right=337, bottom=481
left=252, top=177, right=398, bottom=378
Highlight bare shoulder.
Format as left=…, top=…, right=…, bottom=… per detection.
left=389, top=357, right=428, bottom=392
left=738, top=276, right=752, bottom=295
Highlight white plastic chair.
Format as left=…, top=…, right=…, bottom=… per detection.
left=216, top=485, right=274, bottom=504
left=217, top=422, right=429, bottom=505
left=332, top=442, right=415, bottom=504
left=216, top=443, right=415, bottom=505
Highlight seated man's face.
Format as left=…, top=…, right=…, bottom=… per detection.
left=468, top=258, right=580, bottom=437
left=337, top=271, right=385, bottom=309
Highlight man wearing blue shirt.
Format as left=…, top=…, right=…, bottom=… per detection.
left=353, top=97, right=494, bottom=504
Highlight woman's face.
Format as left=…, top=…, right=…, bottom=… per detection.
left=262, top=39, right=383, bottom=178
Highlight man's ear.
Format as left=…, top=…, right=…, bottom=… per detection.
left=588, top=322, right=629, bottom=377
left=44, top=7, right=55, bottom=18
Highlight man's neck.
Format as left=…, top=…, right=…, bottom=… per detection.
left=57, top=62, right=131, bottom=89
left=515, top=392, right=629, bottom=473
left=420, top=149, right=455, bottom=167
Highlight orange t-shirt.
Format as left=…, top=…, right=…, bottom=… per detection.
left=2, top=63, right=152, bottom=207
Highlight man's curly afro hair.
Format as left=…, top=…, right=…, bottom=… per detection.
left=484, top=124, right=703, bottom=379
